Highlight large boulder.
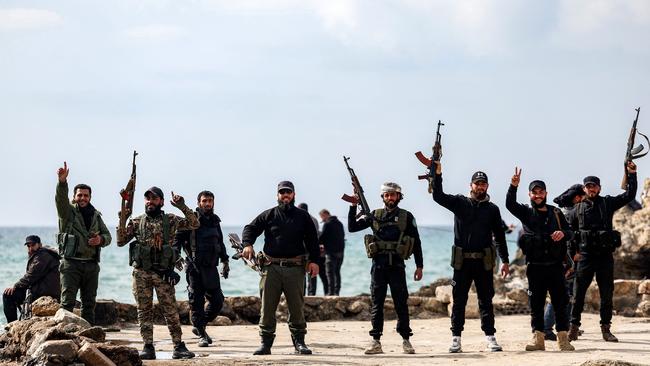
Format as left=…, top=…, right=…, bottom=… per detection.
left=95, top=343, right=142, bottom=366
left=435, top=285, right=453, bottom=304
left=448, top=292, right=479, bottom=318
left=30, top=296, right=60, bottom=317
left=78, top=342, right=117, bottom=366
left=52, top=308, right=91, bottom=330
left=29, top=339, right=79, bottom=365
left=612, top=178, right=650, bottom=279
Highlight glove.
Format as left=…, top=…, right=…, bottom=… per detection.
left=221, top=261, right=230, bottom=279
left=161, top=270, right=181, bottom=286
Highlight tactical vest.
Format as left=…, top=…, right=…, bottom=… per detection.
left=186, top=224, right=222, bottom=267
left=129, top=213, right=177, bottom=271
left=363, top=208, right=415, bottom=260
left=576, top=199, right=621, bottom=253
left=57, top=208, right=101, bottom=261
left=519, top=207, right=565, bottom=264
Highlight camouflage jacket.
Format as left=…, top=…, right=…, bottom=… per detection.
left=117, top=204, right=199, bottom=248
left=55, top=181, right=112, bottom=261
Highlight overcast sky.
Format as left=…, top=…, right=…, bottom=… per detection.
left=1, top=0, right=649, bottom=227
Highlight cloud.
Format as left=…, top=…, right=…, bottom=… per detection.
left=123, top=24, right=186, bottom=42
left=0, top=8, right=63, bottom=31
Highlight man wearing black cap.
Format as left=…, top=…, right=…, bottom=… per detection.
left=3, top=235, right=61, bottom=323
left=55, top=162, right=112, bottom=325
left=567, top=161, right=637, bottom=342
left=117, top=187, right=199, bottom=359
left=431, top=162, right=509, bottom=353
left=297, top=202, right=328, bottom=296
left=241, top=181, right=320, bottom=355
left=506, top=168, right=575, bottom=352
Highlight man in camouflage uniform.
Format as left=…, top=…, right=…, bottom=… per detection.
left=117, top=186, right=199, bottom=360
left=56, top=162, right=112, bottom=325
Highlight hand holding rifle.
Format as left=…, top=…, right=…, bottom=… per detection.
left=415, top=120, right=444, bottom=193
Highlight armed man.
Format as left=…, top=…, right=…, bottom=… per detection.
left=241, top=181, right=319, bottom=355
left=505, top=169, right=575, bottom=352
left=3, top=235, right=61, bottom=323
left=174, top=190, right=230, bottom=348
left=567, top=161, right=637, bottom=342
left=55, top=162, right=112, bottom=325
left=348, top=182, right=423, bottom=355
left=117, top=187, right=199, bottom=360
left=431, top=162, right=509, bottom=353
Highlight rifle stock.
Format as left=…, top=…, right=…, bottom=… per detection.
left=342, top=156, right=372, bottom=218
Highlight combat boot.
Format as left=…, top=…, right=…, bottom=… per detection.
left=172, top=341, right=195, bottom=359
left=568, top=324, right=580, bottom=341
left=601, top=324, right=619, bottom=342
left=364, top=339, right=383, bottom=355
left=139, top=343, right=156, bottom=360
left=291, top=334, right=312, bottom=355
left=557, top=331, right=575, bottom=351
left=253, top=334, right=274, bottom=355
left=525, top=331, right=545, bottom=351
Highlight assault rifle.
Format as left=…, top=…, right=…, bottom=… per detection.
left=117, top=150, right=137, bottom=247
left=415, top=120, right=444, bottom=193
left=228, top=233, right=262, bottom=275
left=622, top=108, right=649, bottom=189
left=341, top=156, right=372, bottom=219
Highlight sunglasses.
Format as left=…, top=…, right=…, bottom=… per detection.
left=278, top=189, right=293, bottom=195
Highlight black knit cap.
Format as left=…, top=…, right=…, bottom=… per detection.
left=25, top=235, right=41, bottom=246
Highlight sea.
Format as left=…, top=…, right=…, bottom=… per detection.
left=0, top=226, right=519, bottom=324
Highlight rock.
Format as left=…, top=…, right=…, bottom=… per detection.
left=78, top=342, right=117, bottom=366
left=77, top=326, right=106, bottom=342
left=209, top=316, right=232, bottom=326
left=52, top=308, right=91, bottom=330
left=421, top=298, right=446, bottom=314
left=30, top=296, right=61, bottom=317
left=347, top=300, right=369, bottom=314
left=613, top=279, right=642, bottom=311
left=579, top=360, right=643, bottom=366
left=94, top=299, right=119, bottom=326
left=636, top=301, right=650, bottom=317
left=30, top=339, right=79, bottom=364
left=95, top=343, right=142, bottom=366
left=412, top=278, right=452, bottom=297
left=506, top=288, right=529, bottom=303
left=435, top=285, right=453, bottom=303
left=407, top=297, right=422, bottom=306
left=638, top=280, right=650, bottom=295
left=219, top=300, right=236, bottom=319
left=304, top=297, right=324, bottom=307
left=613, top=178, right=650, bottom=279
left=585, top=282, right=601, bottom=311
left=448, top=292, right=479, bottom=318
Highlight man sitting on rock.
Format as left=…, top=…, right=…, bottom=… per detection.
left=3, top=235, right=61, bottom=323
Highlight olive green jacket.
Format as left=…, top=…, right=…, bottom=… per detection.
left=56, top=181, right=112, bottom=261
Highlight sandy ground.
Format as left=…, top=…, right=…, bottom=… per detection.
left=105, top=314, right=650, bottom=366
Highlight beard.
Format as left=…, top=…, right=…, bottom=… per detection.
left=198, top=207, right=214, bottom=216
left=531, top=198, right=547, bottom=209
left=277, top=198, right=296, bottom=211
left=383, top=198, right=400, bottom=210
left=471, top=190, right=487, bottom=201
left=145, top=203, right=163, bottom=217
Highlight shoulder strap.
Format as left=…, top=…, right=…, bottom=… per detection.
left=397, top=209, right=408, bottom=233
left=162, top=213, right=170, bottom=246
left=372, top=209, right=383, bottom=232
left=553, top=208, right=563, bottom=230
left=138, top=215, right=147, bottom=241
left=189, top=229, right=197, bottom=258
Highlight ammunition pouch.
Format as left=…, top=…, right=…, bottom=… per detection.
left=450, top=245, right=495, bottom=271
left=482, top=245, right=496, bottom=271
left=364, top=234, right=378, bottom=258
left=364, top=235, right=414, bottom=260
left=129, top=240, right=176, bottom=271
left=57, top=233, right=78, bottom=258
left=579, top=230, right=621, bottom=253
left=450, top=245, right=463, bottom=270
left=520, top=234, right=565, bottom=263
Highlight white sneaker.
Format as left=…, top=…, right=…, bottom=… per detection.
left=364, top=339, right=383, bottom=355
left=449, top=336, right=462, bottom=353
left=402, top=339, right=415, bottom=354
left=486, top=335, right=502, bottom=352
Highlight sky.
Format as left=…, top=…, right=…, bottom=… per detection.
left=1, top=0, right=650, bottom=227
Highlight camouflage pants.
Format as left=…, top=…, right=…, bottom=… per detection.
left=132, top=268, right=183, bottom=344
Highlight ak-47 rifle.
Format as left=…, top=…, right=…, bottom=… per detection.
left=622, top=108, right=649, bottom=189
left=341, top=156, right=372, bottom=219
left=415, top=120, right=444, bottom=193
left=117, top=151, right=137, bottom=247
left=228, top=233, right=262, bottom=275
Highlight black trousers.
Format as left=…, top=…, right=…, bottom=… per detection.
left=325, top=252, right=344, bottom=296
left=3, top=287, right=27, bottom=323
left=307, top=255, right=329, bottom=296
left=369, top=262, right=412, bottom=340
left=451, top=258, right=496, bottom=336
left=571, top=253, right=614, bottom=326
left=527, top=263, right=569, bottom=332
left=187, top=266, right=225, bottom=329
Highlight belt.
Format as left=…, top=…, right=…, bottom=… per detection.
left=463, top=252, right=484, bottom=259
left=265, top=255, right=305, bottom=267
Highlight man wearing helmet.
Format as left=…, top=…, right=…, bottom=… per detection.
left=348, top=182, right=424, bottom=355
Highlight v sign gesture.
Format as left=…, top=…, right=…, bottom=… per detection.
left=511, top=167, right=522, bottom=187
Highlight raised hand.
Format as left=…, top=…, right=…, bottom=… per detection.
left=170, top=191, right=185, bottom=208
left=57, top=161, right=69, bottom=182
left=511, top=167, right=522, bottom=187
left=627, top=161, right=637, bottom=173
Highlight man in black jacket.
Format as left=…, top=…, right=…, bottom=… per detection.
left=319, top=209, right=345, bottom=296
left=3, top=235, right=61, bottom=323
left=241, top=181, right=319, bottom=356
left=174, top=190, right=229, bottom=347
left=505, top=169, right=575, bottom=352
left=348, top=182, right=423, bottom=355
left=567, top=161, right=637, bottom=342
left=431, top=162, right=509, bottom=353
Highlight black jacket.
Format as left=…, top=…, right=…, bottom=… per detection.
left=506, top=185, right=572, bottom=265
left=14, top=246, right=61, bottom=301
left=348, top=206, right=424, bottom=268
left=174, top=209, right=229, bottom=267
left=432, top=173, right=509, bottom=263
left=242, top=204, right=319, bottom=262
left=319, top=216, right=345, bottom=254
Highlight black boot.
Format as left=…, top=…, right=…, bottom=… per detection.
left=601, top=324, right=619, bottom=342
left=172, top=341, right=195, bottom=359
left=292, top=334, right=312, bottom=355
left=253, top=334, right=274, bottom=355
left=194, top=325, right=212, bottom=347
left=139, top=343, right=156, bottom=360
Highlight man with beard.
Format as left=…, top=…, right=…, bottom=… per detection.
left=348, top=182, right=423, bottom=355
left=117, top=187, right=199, bottom=360
left=241, top=181, right=319, bottom=355
left=505, top=168, right=575, bottom=352
left=567, top=161, right=637, bottom=342
left=3, top=235, right=61, bottom=323
left=319, top=209, right=345, bottom=296
left=55, top=162, right=112, bottom=324
left=174, top=190, right=229, bottom=347
left=431, top=162, right=509, bottom=353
